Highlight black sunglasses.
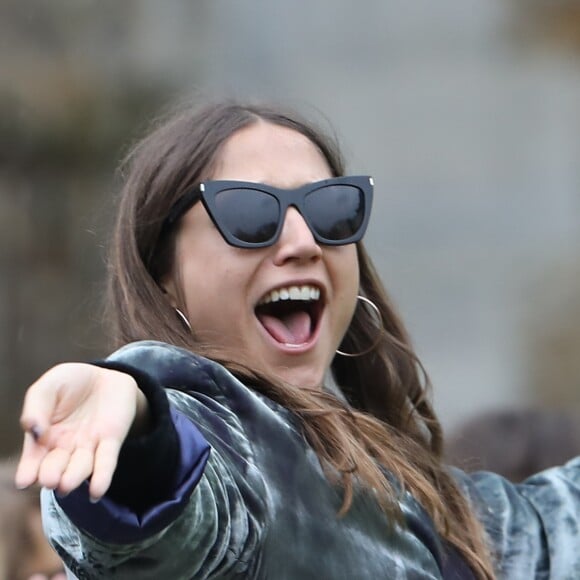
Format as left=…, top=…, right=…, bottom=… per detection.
left=163, top=175, right=374, bottom=248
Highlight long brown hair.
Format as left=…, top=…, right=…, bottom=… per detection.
left=105, top=99, right=495, bottom=578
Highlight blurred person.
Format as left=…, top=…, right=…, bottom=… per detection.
left=0, top=459, right=65, bottom=580
left=11, top=99, right=580, bottom=579
left=445, top=407, right=580, bottom=482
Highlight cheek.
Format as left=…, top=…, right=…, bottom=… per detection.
left=179, top=254, right=252, bottom=332
left=333, top=248, right=360, bottom=326
left=342, top=247, right=360, bottom=293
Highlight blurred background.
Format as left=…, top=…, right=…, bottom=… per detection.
left=1, top=0, right=580, bottom=457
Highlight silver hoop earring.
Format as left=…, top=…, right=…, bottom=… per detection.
left=336, top=295, right=383, bottom=358
left=175, top=308, right=192, bottom=332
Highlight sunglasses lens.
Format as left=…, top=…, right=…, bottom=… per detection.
left=305, top=185, right=365, bottom=241
left=214, top=188, right=280, bottom=244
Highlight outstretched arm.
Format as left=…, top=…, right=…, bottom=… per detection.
left=16, top=344, right=265, bottom=578
left=454, top=459, right=580, bottom=578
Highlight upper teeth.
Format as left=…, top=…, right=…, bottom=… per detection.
left=259, top=285, right=321, bottom=305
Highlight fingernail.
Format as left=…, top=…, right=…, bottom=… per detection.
left=30, top=425, right=42, bottom=442
left=89, top=496, right=101, bottom=504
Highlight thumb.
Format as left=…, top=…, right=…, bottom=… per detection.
left=19, top=365, right=66, bottom=443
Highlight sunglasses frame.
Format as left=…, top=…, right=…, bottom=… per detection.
left=164, top=175, right=374, bottom=249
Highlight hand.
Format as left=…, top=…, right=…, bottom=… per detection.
left=15, top=363, right=148, bottom=502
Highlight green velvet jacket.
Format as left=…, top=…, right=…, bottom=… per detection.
left=41, top=341, right=580, bottom=579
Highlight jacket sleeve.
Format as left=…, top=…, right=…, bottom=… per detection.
left=41, top=343, right=269, bottom=580
left=452, top=457, right=580, bottom=579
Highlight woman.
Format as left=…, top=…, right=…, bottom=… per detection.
left=14, top=101, right=580, bottom=579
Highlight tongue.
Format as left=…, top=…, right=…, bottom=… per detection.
left=258, top=310, right=312, bottom=345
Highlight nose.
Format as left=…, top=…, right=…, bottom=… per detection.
left=273, top=207, right=322, bottom=265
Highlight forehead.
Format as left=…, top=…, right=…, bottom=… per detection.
left=210, top=121, right=332, bottom=189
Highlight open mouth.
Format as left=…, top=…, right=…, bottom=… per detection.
left=255, top=284, right=324, bottom=347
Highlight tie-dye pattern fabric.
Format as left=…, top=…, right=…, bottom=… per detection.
left=41, top=341, right=580, bottom=579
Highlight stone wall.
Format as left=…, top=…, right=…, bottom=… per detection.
left=0, top=1, right=199, bottom=454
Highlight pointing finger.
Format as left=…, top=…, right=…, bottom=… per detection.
left=15, top=431, right=48, bottom=489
